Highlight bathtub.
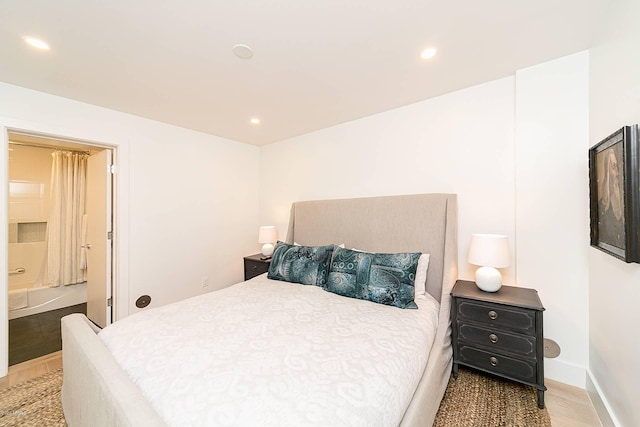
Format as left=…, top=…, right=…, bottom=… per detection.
left=9, top=282, right=87, bottom=320
left=8, top=239, right=87, bottom=320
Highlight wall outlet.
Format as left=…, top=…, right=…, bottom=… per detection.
left=201, top=276, right=209, bottom=287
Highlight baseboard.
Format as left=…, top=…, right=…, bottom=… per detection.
left=545, top=361, right=622, bottom=426
left=544, top=358, right=586, bottom=388
left=586, top=370, right=620, bottom=427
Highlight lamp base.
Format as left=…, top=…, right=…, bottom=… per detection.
left=261, top=243, right=274, bottom=257
left=475, top=266, right=502, bottom=292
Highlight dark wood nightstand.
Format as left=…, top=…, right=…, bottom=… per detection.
left=243, top=253, right=271, bottom=280
left=451, top=280, right=546, bottom=408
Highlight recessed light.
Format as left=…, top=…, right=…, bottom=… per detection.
left=24, top=36, right=50, bottom=51
left=420, top=47, right=437, bottom=60
left=233, top=44, right=254, bottom=59
left=250, top=118, right=261, bottom=125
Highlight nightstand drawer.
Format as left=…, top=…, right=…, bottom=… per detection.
left=458, top=345, right=536, bottom=384
left=458, top=300, right=536, bottom=335
left=458, top=323, right=536, bottom=358
left=244, top=259, right=270, bottom=280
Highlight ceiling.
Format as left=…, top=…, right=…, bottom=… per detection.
left=0, top=1, right=610, bottom=146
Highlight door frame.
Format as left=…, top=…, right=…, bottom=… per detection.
left=1, top=125, right=122, bottom=377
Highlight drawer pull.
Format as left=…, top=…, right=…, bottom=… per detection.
left=252, top=265, right=258, bottom=270
left=489, top=357, right=499, bottom=367
left=488, top=310, right=498, bottom=320
left=489, top=334, right=498, bottom=344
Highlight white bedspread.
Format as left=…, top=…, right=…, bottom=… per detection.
left=98, top=276, right=440, bottom=427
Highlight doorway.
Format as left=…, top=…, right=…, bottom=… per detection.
left=6, top=131, right=115, bottom=365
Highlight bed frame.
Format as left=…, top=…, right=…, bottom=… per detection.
left=61, top=193, right=458, bottom=426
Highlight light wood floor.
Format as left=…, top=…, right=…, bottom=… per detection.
left=546, top=378, right=603, bottom=426
left=0, top=351, right=62, bottom=389
left=1, top=352, right=603, bottom=426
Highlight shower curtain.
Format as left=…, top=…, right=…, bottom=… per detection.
left=47, top=151, right=88, bottom=287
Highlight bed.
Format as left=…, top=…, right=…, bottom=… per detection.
left=61, top=193, right=458, bottom=426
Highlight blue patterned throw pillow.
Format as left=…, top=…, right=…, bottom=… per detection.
left=327, top=247, right=420, bottom=309
left=267, top=241, right=335, bottom=287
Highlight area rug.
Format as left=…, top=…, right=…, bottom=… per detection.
left=0, top=367, right=550, bottom=426
left=0, top=369, right=65, bottom=427
left=434, top=368, right=551, bottom=427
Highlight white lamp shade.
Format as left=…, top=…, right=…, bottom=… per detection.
left=258, top=226, right=278, bottom=244
left=468, top=234, right=510, bottom=293
left=258, top=226, right=278, bottom=257
left=468, top=234, right=510, bottom=268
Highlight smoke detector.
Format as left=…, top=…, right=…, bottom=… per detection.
left=233, top=44, right=253, bottom=59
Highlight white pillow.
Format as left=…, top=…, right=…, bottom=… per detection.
left=413, top=253, right=430, bottom=300
left=350, top=248, right=430, bottom=299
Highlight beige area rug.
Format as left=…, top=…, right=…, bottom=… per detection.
left=0, top=369, right=65, bottom=427
left=434, top=368, right=551, bottom=427
left=0, top=367, right=550, bottom=427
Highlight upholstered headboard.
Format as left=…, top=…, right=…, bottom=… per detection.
left=285, top=193, right=458, bottom=303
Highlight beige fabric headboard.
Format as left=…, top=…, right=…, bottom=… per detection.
left=285, top=193, right=458, bottom=303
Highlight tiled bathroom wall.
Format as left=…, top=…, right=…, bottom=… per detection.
left=8, top=145, right=53, bottom=290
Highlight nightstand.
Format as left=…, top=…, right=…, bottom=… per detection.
left=451, top=280, right=546, bottom=408
left=243, top=253, right=271, bottom=280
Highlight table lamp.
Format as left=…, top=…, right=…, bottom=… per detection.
left=468, top=234, right=510, bottom=292
left=258, top=226, right=278, bottom=257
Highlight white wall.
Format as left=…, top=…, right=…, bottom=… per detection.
left=589, top=0, right=640, bottom=425
left=515, top=52, right=590, bottom=386
left=0, top=82, right=260, bottom=375
left=261, top=56, right=592, bottom=388
left=261, top=77, right=517, bottom=283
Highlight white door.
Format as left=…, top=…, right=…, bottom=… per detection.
left=86, top=149, right=113, bottom=328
